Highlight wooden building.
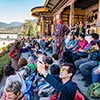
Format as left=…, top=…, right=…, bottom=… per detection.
left=31, top=0, right=100, bottom=35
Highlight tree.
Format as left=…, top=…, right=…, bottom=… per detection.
left=22, top=20, right=40, bottom=37
left=22, top=20, right=34, bottom=37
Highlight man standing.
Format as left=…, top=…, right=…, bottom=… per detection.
left=55, top=20, right=70, bottom=58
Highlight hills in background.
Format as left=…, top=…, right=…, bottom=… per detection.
left=9, top=22, right=23, bottom=27
left=0, top=22, right=24, bottom=33
left=0, top=19, right=38, bottom=33
left=0, top=22, right=23, bottom=30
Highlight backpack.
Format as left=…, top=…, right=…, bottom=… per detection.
left=50, top=92, right=61, bottom=100
left=23, top=67, right=32, bottom=80
left=74, top=86, right=89, bottom=100
left=74, top=90, right=85, bottom=100
left=87, top=83, right=100, bottom=98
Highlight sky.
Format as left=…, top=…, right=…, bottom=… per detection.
left=0, top=0, right=45, bottom=23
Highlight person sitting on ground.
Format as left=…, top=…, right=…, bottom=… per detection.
left=72, top=33, right=88, bottom=52
left=69, top=33, right=88, bottom=64
left=69, top=33, right=99, bottom=63
left=43, top=57, right=53, bottom=72
left=61, top=33, right=88, bottom=64
left=4, top=63, right=26, bottom=93
left=27, top=55, right=36, bottom=72
left=52, top=53, right=60, bottom=65
left=75, top=40, right=100, bottom=87
left=47, top=40, right=54, bottom=53
left=33, top=42, right=41, bottom=52
left=84, top=33, right=99, bottom=52
left=36, top=56, right=53, bottom=87
left=27, top=54, right=34, bottom=64
left=37, top=63, right=78, bottom=100
left=18, top=58, right=31, bottom=80
left=38, top=64, right=61, bottom=98
left=65, top=32, right=78, bottom=49
left=0, top=81, right=27, bottom=100
left=61, top=33, right=79, bottom=63
left=92, top=64, right=100, bottom=83
left=39, top=37, right=46, bottom=50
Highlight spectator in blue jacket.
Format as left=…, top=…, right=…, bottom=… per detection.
left=65, top=32, right=78, bottom=49
left=37, top=63, right=77, bottom=100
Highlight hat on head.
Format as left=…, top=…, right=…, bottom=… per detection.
left=59, top=20, right=64, bottom=24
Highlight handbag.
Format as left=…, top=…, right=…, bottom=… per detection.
left=74, top=90, right=85, bottom=100
left=50, top=92, right=61, bottom=100
left=87, top=83, right=100, bottom=98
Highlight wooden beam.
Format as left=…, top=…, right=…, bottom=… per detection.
left=48, top=0, right=61, bottom=12
left=46, top=5, right=53, bottom=10
left=48, top=4, right=54, bottom=9
left=50, top=0, right=59, bottom=5
left=97, top=0, right=100, bottom=34
left=53, top=0, right=76, bottom=16
left=69, top=3, right=74, bottom=28
left=97, top=0, right=100, bottom=27
left=51, top=0, right=65, bottom=14
left=75, top=0, right=98, bottom=9
left=48, top=2, right=54, bottom=6
left=44, top=0, right=49, bottom=7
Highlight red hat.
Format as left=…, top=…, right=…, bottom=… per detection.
left=59, top=20, right=64, bottom=24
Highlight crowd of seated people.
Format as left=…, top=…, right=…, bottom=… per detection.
left=75, top=40, right=100, bottom=87
left=0, top=36, right=60, bottom=99
left=3, top=62, right=26, bottom=93
left=0, top=30, right=100, bottom=100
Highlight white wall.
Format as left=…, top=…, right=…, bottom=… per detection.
left=0, top=34, right=17, bottom=39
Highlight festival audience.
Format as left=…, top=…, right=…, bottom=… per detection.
left=75, top=40, right=100, bottom=86
left=1, top=29, right=100, bottom=100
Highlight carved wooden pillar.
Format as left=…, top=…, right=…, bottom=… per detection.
left=59, top=13, right=62, bottom=20
left=41, top=16, right=45, bottom=36
left=97, top=0, right=100, bottom=34
left=69, top=3, right=74, bottom=28
left=40, top=22, right=42, bottom=35
left=56, top=13, right=61, bottom=21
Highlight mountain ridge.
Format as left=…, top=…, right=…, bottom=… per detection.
left=0, top=19, right=38, bottom=33
left=0, top=21, right=23, bottom=30
left=9, top=22, right=23, bottom=27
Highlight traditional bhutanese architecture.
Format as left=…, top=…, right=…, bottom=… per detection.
left=31, top=6, right=52, bottom=36
left=31, top=0, right=100, bottom=35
